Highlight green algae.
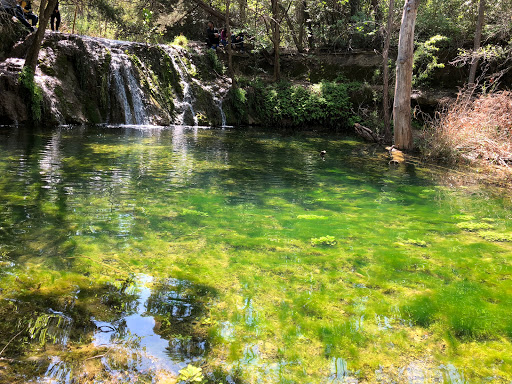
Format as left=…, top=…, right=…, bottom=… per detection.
left=0, top=126, right=511, bottom=383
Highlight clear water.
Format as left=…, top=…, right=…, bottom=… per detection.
left=0, top=125, right=511, bottom=383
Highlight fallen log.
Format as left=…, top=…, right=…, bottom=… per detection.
left=354, top=123, right=383, bottom=143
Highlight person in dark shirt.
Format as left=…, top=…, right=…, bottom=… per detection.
left=18, top=0, right=37, bottom=26
left=206, top=21, right=219, bottom=50
left=1, top=0, right=34, bottom=31
left=50, top=0, right=60, bottom=31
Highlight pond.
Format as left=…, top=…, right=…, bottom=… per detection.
left=0, top=125, right=511, bottom=383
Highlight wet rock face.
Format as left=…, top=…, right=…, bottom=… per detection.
left=0, top=32, right=228, bottom=126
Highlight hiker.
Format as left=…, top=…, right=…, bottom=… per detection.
left=231, top=32, right=244, bottom=53
left=50, top=0, right=60, bottom=31
left=0, top=0, right=34, bottom=31
left=206, top=21, right=219, bottom=49
left=19, top=0, right=37, bottom=26
left=220, top=28, right=228, bottom=47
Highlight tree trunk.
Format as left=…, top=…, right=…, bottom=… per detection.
left=296, top=1, right=305, bottom=52
left=468, top=0, right=485, bottom=86
left=271, top=0, right=280, bottom=81
left=372, top=0, right=383, bottom=24
left=392, top=0, right=420, bottom=151
left=382, top=0, right=395, bottom=143
left=190, top=0, right=238, bottom=27
left=238, top=0, right=246, bottom=23
left=279, top=4, right=303, bottom=52
left=226, top=0, right=234, bottom=83
left=24, top=0, right=58, bottom=71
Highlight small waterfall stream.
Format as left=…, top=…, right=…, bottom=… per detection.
left=161, top=46, right=198, bottom=126
left=108, top=44, right=148, bottom=125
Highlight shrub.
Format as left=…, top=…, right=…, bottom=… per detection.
left=421, top=91, right=512, bottom=167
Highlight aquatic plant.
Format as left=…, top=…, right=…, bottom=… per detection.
left=311, top=235, right=337, bottom=246
left=178, top=364, right=204, bottom=383
left=456, top=221, right=494, bottom=232
left=477, top=231, right=512, bottom=242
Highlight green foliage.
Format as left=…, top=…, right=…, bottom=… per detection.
left=172, top=34, right=189, bottom=48
left=239, top=79, right=357, bottom=128
left=206, top=49, right=224, bottom=75
left=19, top=66, right=43, bottom=124
left=178, top=364, right=204, bottom=383
left=311, top=235, right=337, bottom=247
left=413, top=35, right=449, bottom=86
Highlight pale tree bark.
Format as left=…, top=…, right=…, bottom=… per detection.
left=24, top=0, right=59, bottom=71
left=303, top=1, right=314, bottom=50
left=382, top=0, right=395, bottom=143
left=393, top=0, right=420, bottom=151
left=468, top=0, right=485, bottom=86
left=271, top=0, right=281, bottom=81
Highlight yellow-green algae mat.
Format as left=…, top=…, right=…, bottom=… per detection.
left=0, top=126, right=511, bottom=383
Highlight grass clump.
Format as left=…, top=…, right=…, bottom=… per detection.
left=456, top=221, right=494, bottom=232
left=421, top=91, right=512, bottom=169
left=171, top=34, right=188, bottom=48
left=399, top=238, right=428, bottom=247
left=311, top=235, right=337, bottom=247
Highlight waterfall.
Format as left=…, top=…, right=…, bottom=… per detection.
left=109, top=48, right=148, bottom=125
left=160, top=46, right=198, bottom=126
left=216, top=97, right=227, bottom=127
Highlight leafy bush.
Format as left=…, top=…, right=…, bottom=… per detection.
left=413, top=35, right=449, bottom=86
left=232, top=79, right=357, bottom=129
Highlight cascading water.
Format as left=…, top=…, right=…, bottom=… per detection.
left=160, top=45, right=198, bottom=126
left=108, top=46, right=148, bottom=125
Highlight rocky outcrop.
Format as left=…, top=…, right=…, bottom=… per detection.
left=0, top=28, right=229, bottom=126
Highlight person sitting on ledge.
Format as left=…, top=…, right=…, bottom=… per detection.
left=19, top=0, right=37, bottom=26
left=0, top=0, right=34, bottom=31
left=231, top=31, right=245, bottom=53
left=206, top=21, right=220, bottom=50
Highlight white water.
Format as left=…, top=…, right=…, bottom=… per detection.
left=161, top=46, right=198, bottom=126
left=109, top=49, right=148, bottom=125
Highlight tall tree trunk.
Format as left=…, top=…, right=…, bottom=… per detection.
left=226, top=0, right=234, bottom=84
left=372, top=0, right=383, bottom=24
left=271, top=0, right=280, bottom=81
left=393, top=0, right=420, bottom=151
left=296, top=1, right=305, bottom=52
left=382, top=0, right=395, bottom=143
left=279, top=4, right=303, bottom=52
left=238, top=0, right=246, bottom=23
left=468, top=0, right=485, bottom=86
left=24, top=0, right=58, bottom=71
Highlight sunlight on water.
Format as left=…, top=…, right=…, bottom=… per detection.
left=0, top=125, right=511, bottom=383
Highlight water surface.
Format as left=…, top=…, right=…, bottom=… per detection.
left=0, top=125, right=511, bottom=383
